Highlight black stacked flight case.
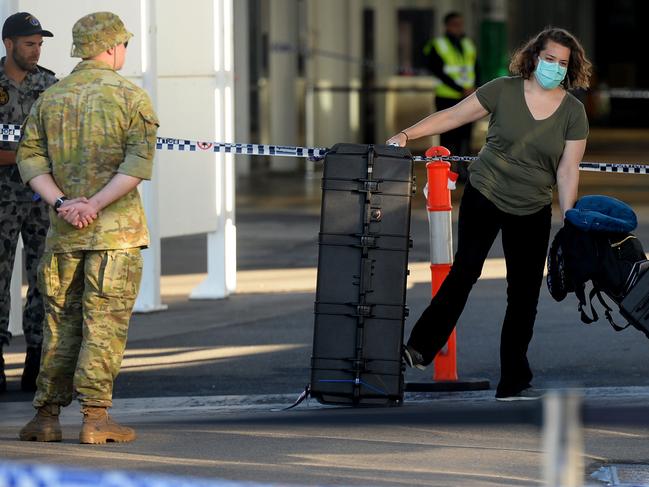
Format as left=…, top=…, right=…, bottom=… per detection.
left=310, top=143, right=414, bottom=406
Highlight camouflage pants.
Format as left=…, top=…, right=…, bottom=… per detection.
left=0, top=200, right=49, bottom=348
left=33, top=248, right=143, bottom=408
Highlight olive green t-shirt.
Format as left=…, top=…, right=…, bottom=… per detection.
left=470, top=76, right=589, bottom=215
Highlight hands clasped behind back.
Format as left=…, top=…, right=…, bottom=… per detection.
left=57, top=197, right=99, bottom=229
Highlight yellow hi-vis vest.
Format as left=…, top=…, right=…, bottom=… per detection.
left=428, top=36, right=476, bottom=99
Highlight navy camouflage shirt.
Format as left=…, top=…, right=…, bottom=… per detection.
left=0, top=57, right=57, bottom=202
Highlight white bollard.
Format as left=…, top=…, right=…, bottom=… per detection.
left=543, top=389, right=584, bottom=487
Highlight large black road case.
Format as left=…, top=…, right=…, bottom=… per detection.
left=310, top=143, right=414, bottom=406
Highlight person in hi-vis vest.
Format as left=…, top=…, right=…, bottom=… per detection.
left=424, top=12, right=477, bottom=179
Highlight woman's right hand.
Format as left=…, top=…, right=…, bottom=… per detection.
left=386, top=131, right=408, bottom=147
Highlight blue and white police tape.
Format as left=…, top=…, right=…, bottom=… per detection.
left=2, top=123, right=649, bottom=174
left=0, top=461, right=301, bottom=487
left=151, top=137, right=649, bottom=175
left=0, top=123, right=21, bottom=141
left=156, top=137, right=329, bottom=160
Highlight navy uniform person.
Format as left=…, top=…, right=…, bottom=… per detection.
left=423, top=12, right=477, bottom=180
left=0, top=12, right=56, bottom=393
left=17, top=12, right=159, bottom=443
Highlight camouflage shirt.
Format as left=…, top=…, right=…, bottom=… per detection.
left=17, top=60, right=159, bottom=252
left=0, top=57, right=57, bottom=202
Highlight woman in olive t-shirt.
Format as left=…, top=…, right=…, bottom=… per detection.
left=387, top=27, right=592, bottom=401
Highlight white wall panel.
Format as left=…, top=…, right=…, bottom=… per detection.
left=156, top=0, right=214, bottom=77
left=14, top=0, right=142, bottom=78
left=155, top=0, right=221, bottom=238
left=157, top=76, right=218, bottom=237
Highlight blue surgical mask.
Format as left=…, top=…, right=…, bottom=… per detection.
left=534, top=57, right=567, bottom=90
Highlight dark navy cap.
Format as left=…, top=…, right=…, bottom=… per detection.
left=2, top=12, right=53, bottom=39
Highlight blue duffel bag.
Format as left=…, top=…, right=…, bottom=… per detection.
left=565, top=195, right=637, bottom=233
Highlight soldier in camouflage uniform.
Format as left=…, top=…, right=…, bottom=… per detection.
left=0, top=12, right=56, bottom=394
left=16, top=12, right=159, bottom=444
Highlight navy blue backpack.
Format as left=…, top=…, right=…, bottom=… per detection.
left=547, top=195, right=648, bottom=336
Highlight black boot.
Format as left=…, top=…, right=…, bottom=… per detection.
left=21, top=346, right=41, bottom=392
left=0, top=348, right=6, bottom=393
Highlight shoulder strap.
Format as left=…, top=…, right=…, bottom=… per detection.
left=591, top=287, right=633, bottom=332
left=576, top=284, right=597, bottom=324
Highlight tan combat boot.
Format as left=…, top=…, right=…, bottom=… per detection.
left=79, top=406, right=136, bottom=444
left=19, top=404, right=62, bottom=442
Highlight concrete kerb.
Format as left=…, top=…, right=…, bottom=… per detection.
left=4, top=386, right=649, bottom=428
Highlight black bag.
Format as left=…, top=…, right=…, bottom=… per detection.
left=547, top=219, right=648, bottom=336
left=310, top=143, right=414, bottom=406
left=620, top=262, right=649, bottom=338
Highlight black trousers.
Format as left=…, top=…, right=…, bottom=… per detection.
left=407, top=183, right=552, bottom=397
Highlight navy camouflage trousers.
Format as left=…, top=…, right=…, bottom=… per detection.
left=0, top=200, right=49, bottom=348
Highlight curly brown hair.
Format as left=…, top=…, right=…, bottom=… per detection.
left=509, top=27, right=592, bottom=90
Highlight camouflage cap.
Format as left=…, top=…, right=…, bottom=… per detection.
left=71, top=12, right=132, bottom=58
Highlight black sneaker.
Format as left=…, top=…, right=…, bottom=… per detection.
left=402, top=345, right=426, bottom=370
left=21, top=346, right=41, bottom=392
left=495, top=387, right=544, bottom=402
